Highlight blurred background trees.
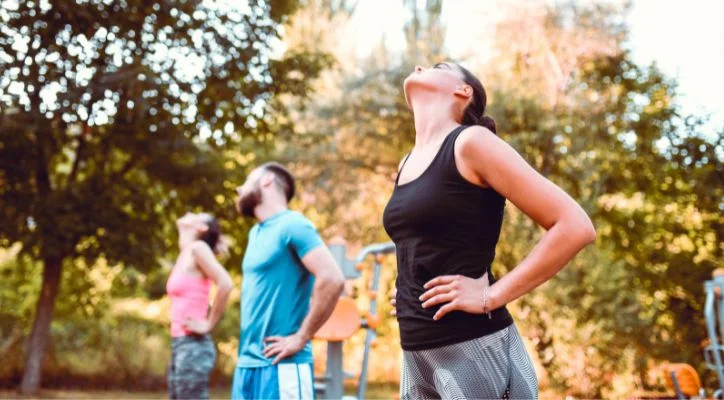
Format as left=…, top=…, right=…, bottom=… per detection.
left=0, top=0, right=330, bottom=393
left=0, top=0, right=721, bottom=397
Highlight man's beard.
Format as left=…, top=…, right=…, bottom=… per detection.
left=237, top=187, right=262, bottom=218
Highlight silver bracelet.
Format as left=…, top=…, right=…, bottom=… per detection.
left=483, top=284, right=492, bottom=319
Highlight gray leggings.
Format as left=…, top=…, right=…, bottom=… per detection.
left=168, top=334, right=216, bottom=399
left=400, top=325, right=538, bottom=399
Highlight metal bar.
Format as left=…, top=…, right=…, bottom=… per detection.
left=326, top=341, right=344, bottom=399
left=358, top=256, right=384, bottom=400
left=704, top=280, right=724, bottom=392
left=329, top=243, right=360, bottom=279
left=715, top=279, right=724, bottom=357
left=670, top=371, right=686, bottom=400
left=354, top=242, right=395, bottom=263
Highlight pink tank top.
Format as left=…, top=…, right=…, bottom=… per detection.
left=166, top=268, right=211, bottom=337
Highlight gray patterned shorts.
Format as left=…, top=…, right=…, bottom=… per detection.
left=168, top=334, right=217, bottom=399
left=401, top=325, right=538, bottom=399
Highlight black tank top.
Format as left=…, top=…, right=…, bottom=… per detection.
left=383, top=125, right=513, bottom=351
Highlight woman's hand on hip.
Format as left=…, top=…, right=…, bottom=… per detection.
left=420, top=273, right=489, bottom=320
left=183, top=318, right=212, bottom=334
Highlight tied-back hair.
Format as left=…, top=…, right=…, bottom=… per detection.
left=199, top=214, right=227, bottom=255
left=455, top=64, right=497, bottom=134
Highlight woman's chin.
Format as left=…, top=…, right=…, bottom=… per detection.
left=403, top=72, right=425, bottom=86
left=402, top=90, right=412, bottom=110
left=403, top=78, right=422, bottom=109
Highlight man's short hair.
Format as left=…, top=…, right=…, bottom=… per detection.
left=260, top=162, right=295, bottom=202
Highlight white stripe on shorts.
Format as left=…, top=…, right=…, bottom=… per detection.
left=277, top=363, right=314, bottom=400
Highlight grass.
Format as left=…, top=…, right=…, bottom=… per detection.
left=0, top=383, right=400, bottom=399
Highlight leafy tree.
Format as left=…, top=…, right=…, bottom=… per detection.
left=278, top=0, right=446, bottom=243
left=0, top=0, right=330, bottom=392
left=280, top=0, right=722, bottom=395
left=486, top=4, right=722, bottom=396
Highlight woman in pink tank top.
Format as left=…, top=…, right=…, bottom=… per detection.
left=166, top=212, right=233, bottom=400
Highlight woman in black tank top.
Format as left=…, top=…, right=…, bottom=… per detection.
left=383, top=62, right=596, bottom=399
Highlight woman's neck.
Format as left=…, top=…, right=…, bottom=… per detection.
left=411, top=99, right=460, bottom=147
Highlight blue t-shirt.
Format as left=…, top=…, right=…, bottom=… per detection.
left=237, top=210, right=323, bottom=367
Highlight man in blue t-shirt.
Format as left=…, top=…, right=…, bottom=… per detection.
left=232, top=162, right=344, bottom=400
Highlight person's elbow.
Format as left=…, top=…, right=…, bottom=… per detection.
left=322, top=267, right=345, bottom=295
left=575, top=214, right=597, bottom=247
left=331, top=272, right=345, bottom=295
left=217, top=275, right=234, bottom=295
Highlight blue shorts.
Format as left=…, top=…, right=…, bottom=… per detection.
left=231, top=363, right=314, bottom=400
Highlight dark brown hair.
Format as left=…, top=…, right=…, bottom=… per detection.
left=199, top=214, right=222, bottom=253
left=454, top=64, right=497, bottom=134
left=260, top=162, right=296, bottom=202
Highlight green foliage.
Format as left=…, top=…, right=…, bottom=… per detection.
left=279, top=0, right=446, bottom=243
left=0, top=0, right=330, bottom=266
left=0, top=0, right=720, bottom=396
left=0, top=251, right=242, bottom=389
left=490, top=10, right=721, bottom=396
left=278, top=1, right=722, bottom=397
left=491, top=50, right=722, bottom=395
left=0, top=0, right=331, bottom=390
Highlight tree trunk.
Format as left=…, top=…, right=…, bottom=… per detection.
left=20, top=256, right=63, bottom=394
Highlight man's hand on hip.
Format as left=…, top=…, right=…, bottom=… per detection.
left=263, top=334, right=307, bottom=365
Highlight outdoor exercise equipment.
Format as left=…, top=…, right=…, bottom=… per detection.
left=313, top=241, right=395, bottom=400
left=702, top=268, right=724, bottom=398
left=662, top=363, right=705, bottom=399
left=659, top=269, right=724, bottom=399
